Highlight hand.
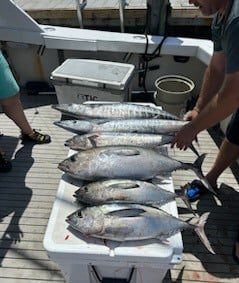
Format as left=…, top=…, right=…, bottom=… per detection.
left=183, top=108, right=199, bottom=121
left=171, top=123, right=198, bottom=151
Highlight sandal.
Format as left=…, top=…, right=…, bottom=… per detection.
left=186, top=179, right=217, bottom=202
left=20, top=129, right=51, bottom=144
left=0, top=152, right=12, bottom=173
left=232, top=233, right=239, bottom=264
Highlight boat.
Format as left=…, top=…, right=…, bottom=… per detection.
left=0, top=1, right=239, bottom=283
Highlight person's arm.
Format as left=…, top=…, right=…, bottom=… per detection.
left=171, top=70, right=239, bottom=150
left=194, top=51, right=225, bottom=112
left=192, top=70, right=239, bottom=131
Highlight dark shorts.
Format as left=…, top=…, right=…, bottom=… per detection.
left=226, top=109, right=239, bottom=145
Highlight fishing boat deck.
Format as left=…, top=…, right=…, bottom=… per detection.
left=0, top=91, right=239, bottom=283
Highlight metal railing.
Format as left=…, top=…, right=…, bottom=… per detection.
left=75, top=0, right=87, bottom=28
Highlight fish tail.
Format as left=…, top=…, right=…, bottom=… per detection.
left=190, top=154, right=217, bottom=195
left=177, top=186, right=195, bottom=215
left=189, top=143, right=200, bottom=156
left=194, top=212, right=215, bottom=254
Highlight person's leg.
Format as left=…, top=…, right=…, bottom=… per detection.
left=206, top=138, right=239, bottom=188
left=0, top=93, right=33, bottom=134
left=187, top=111, right=239, bottom=200
left=0, top=93, right=51, bottom=143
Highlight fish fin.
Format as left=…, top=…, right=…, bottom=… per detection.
left=104, top=225, right=134, bottom=236
left=190, top=154, right=217, bottom=195
left=88, top=134, right=100, bottom=148
left=155, top=234, right=170, bottom=242
left=110, top=181, right=139, bottom=190
left=100, top=148, right=141, bottom=156
left=194, top=212, right=216, bottom=254
left=177, top=185, right=195, bottom=215
left=108, top=208, right=145, bottom=217
left=189, top=143, right=200, bottom=156
left=103, top=239, right=121, bottom=256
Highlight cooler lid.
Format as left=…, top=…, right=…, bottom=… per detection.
left=51, top=59, right=135, bottom=90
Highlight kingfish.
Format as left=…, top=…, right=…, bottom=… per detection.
left=58, top=146, right=215, bottom=194
left=52, top=102, right=179, bottom=120
left=65, top=132, right=175, bottom=150
left=54, top=119, right=188, bottom=135
left=66, top=203, right=215, bottom=254
left=73, top=179, right=193, bottom=213
left=65, top=132, right=199, bottom=156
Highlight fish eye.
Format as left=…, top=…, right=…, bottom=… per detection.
left=83, top=186, right=88, bottom=192
left=77, top=210, right=83, bottom=218
left=70, top=155, right=76, bottom=162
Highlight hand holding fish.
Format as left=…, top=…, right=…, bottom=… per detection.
left=171, top=123, right=198, bottom=151
left=183, top=107, right=199, bottom=121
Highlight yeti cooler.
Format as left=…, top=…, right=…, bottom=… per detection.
left=51, top=59, right=135, bottom=103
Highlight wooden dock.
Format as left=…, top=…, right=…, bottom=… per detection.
left=0, top=91, right=239, bottom=282
left=14, top=0, right=212, bottom=33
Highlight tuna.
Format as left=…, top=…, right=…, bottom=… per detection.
left=58, top=146, right=215, bottom=194
left=73, top=179, right=193, bottom=213
left=54, top=119, right=188, bottom=135
left=52, top=102, right=179, bottom=120
left=66, top=203, right=215, bottom=254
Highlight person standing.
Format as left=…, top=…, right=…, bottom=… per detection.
left=0, top=50, right=51, bottom=172
left=171, top=0, right=239, bottom=263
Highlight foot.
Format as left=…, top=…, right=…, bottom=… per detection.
left=186, top=179, right=218, bottom=202
left=20, top=129, right=51, bottom=144
left=0, top=152, right=12, bottom=173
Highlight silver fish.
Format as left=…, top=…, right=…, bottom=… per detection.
left=54, top=119, right=188, bottom=135
left=73, top=179, right=193, bottom=213
left=58, top=146, right=215, bottom=194
left=65, top=132, right=174, bottom=150
left=65, top=132, right=199, bottom=156
left=52, top=103, right=179, bottom=120
left=66, top=203, right=215, bottom=254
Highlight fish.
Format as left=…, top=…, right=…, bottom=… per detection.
left=52, top=102, right=180, bottom=120
left=73, top=179, right=193, bottom=213
left=65, top=132, right=199, bottom=156
left=58, top=146, right=215, bottom=194
left=66, top=203, right=215, bottom=254
left=65, top=132, right=175, bottom=150
left=54, top=119, right=188, bottom=135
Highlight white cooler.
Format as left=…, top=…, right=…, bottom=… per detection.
left=43, top=166, right=183, bottom=283
left=51, top=59, right=135, bottom=103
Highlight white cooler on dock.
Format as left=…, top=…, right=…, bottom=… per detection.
left=43, top=162, right=183, bottom=283
left=51, top=59, right=135, bottom=103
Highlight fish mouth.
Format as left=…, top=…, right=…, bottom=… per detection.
left=64, top=139, right=72, bottom=147
left=54, top=121, right=62, bottom=127
left=58, top=161, right=71, bottom=173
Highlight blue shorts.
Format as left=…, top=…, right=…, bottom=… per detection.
left=226, top=109, right=239, bottom=146
left=0, top=50, right=19, bottom=99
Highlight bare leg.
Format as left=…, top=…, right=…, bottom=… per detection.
left=0, top=93, right=33, bottom=135
left=206, top=138, right=239, bottom=188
